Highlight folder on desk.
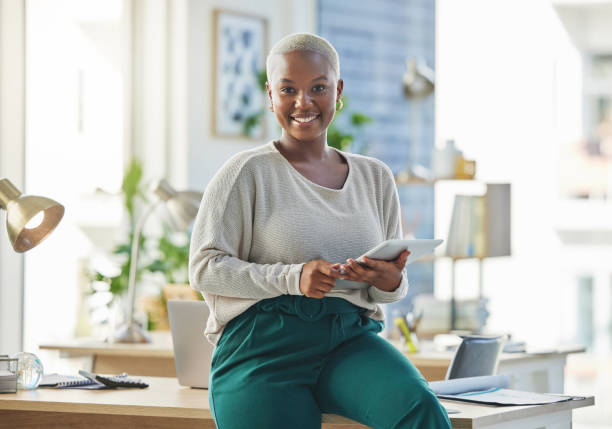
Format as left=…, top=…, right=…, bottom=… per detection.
left=429, top=375, right=585, bottom=406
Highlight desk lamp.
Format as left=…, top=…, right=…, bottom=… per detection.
left=402, top=58, right=435, bottom=179
left=0, top=178, right=63, bottom=390
left=114, top=179, right=202, bottom=343
left=0, top=178, right=64, bottom=252
left=402, top=58, right=435, bottom=100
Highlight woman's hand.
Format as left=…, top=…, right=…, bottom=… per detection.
left=333, top=250, right=410, bottom=292
left=299, top=259, right=343, bottom=299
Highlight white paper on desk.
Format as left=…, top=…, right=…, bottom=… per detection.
left=429, top=375, right=585, bottom=406
left=437, top=389, right=584, bottom=406
left=429, top=375, right=510, bottom=395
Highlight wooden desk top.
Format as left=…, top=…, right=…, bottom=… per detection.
left=39, top=333, right=585, bottom=362
left=0, top=377, right=594, bottom=428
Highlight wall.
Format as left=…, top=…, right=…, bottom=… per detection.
left=0, top=0, right=25, bottom=354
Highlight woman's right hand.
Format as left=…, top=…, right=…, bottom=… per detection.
left=299, top=260, right=342, bottom=299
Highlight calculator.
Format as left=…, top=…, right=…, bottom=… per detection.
left=78, top=370, right=149, bottom=388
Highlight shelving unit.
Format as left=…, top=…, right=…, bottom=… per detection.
left=397, top=179, right=512, bottom=331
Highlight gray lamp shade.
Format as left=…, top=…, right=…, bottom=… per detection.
left=403, top=58, right=435, bottom=99
left=151, top=179, right=202, bottom=231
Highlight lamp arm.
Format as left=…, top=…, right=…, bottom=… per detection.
left=125, top=200, right=162, bottom=327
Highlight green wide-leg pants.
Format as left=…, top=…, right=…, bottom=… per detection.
left=209, top=295, right=451, bottom=429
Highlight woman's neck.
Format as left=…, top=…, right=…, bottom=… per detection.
left=276, top=132, right=332, bottom=163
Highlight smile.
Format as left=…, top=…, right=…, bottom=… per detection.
left=291, top=114, right=320, bottom=125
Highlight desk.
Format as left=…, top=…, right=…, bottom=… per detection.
left=397, top=345, right=585, bottom=393
left=40, top=332, right=175, bottom=377
left=40, top=334, right=584, bottom=393
left=0, top=377, right=594, bottom=429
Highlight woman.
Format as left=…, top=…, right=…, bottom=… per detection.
left=189, top=33, right=451, bottom=429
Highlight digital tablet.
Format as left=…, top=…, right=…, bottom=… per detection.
left=334, top=239, right=443, bottom=290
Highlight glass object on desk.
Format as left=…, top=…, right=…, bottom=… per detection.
left=0, top=356, right=18, bottom=393
left=14, top=352, right=43, bottom=390
left=432, top=139, right=462, bottom=180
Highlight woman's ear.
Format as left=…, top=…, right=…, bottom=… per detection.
left=266, top=81, right=273, bottom=103
left=336, top=79, right=344, bottom=100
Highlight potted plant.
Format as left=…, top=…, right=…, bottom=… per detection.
left=89, top=159, right=199, bottom=334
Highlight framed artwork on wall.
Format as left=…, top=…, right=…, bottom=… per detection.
left=213, top=10, right=267, bottom=139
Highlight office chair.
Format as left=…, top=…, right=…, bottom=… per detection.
left=445, top=336, right=504, bottom=380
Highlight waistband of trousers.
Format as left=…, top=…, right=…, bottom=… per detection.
left=255, top=295, right=364, bottom=322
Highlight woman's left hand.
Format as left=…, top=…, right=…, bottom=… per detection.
left=332, top=250, right=410, bottom=292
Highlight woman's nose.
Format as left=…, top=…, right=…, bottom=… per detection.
left=295, top=91, right=312, bottom=107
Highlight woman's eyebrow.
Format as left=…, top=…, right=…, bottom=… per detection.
left=278, top=76, right=328, bottom=84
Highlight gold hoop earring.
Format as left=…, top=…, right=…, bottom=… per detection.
left=336, top=99, right=344, bottom=111
left=269, top=104, right=274, bottom=112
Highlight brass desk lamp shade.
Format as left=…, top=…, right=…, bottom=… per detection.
left=0, top=178, right=64, bottom=252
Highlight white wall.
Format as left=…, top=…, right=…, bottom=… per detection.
left=435, top=0, right=583, bottom=346
left=0, top=0, right=25, bottom=354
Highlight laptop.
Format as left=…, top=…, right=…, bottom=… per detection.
left=167, top=300, right=214, bottom=389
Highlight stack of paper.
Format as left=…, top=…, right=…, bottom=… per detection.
left=0, top=356, right=17, bottom=393
left=429, top=375, right=584, bottom=406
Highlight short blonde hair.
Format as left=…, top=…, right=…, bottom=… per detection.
left=266, top=33, right=340, bottom=81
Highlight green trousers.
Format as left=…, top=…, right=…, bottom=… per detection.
left=209, top=295, right=451, bottom=429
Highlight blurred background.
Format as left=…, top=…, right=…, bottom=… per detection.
left=0, top=0, right=611, bottom=427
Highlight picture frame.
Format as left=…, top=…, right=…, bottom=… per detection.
left=212, top=10, right=267, bottom=139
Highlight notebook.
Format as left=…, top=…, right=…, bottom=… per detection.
left=40, top=374, right=106, bottom=389
left=40, top=372, right=148, bottom=389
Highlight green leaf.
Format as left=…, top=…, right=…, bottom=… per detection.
left=121, top=159, right=145, bottom=227
left=243, top=110, right=264, bottom=137
left=257, top=70, right=268, bottom=92
left=351, top=113, right=373, bottom=126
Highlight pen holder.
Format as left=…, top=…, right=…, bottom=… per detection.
left=394, top=317, right=419, bottom=353
left=0, top=357, right=18, bottom=393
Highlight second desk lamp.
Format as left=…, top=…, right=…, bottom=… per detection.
left=114, top=179, right=202, bottom=343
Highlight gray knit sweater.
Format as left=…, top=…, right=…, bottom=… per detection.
left=189, top=142, right=408, bottom=345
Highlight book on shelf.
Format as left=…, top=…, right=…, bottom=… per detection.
left=445, top=184, right=511, bottom=259
left=413, top=295, right=490, bottom=334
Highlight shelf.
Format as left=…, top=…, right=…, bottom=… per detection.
left=395, top=178, right=477, bottom=186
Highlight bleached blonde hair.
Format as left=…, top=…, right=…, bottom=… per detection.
left=266, top=33, right=340, bottom=81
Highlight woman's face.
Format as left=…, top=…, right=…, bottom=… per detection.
left=267, top=51, right=343, bottom=144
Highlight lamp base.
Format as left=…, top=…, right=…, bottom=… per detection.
left=114, top=323, right=152, bottom=343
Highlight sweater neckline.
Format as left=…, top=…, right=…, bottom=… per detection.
left=268, top=141, right=352, bottom=192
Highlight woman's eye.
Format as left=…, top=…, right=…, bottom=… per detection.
left=280, top=87, right=295, bottom=94
left=313, top=85, right=327, bottom=92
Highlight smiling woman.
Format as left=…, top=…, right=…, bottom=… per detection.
left=267, top=51, right=342, bottom=150
left=189, top=33, right=451, bottom=429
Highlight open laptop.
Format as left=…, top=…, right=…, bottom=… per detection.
left=167, top=300, right=214, bottom=389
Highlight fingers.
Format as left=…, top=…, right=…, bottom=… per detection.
left=344, top=258, right=370, bottom=278
left=395, top=250, right=411, bottom=269
left=360, top=256, right=386, bottom=270
left=322, top=263, right=343, bottom=279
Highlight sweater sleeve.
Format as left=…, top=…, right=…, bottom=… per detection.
left=367, top=166, right=409, bottom=304
left=189, top=159, right=304, bottom=299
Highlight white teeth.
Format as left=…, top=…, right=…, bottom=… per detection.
left=292, top=115, right=317, bottom=123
